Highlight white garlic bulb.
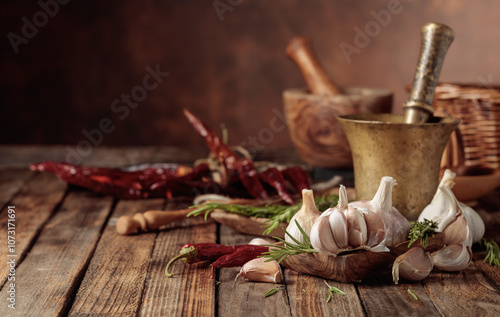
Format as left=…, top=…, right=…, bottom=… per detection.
left=349, top=176, right=410, bottom=248
left=392, top=247, right=434, bottom=284
left=418, top=169, right=485, bottom=244
left=285, top=189, right=321, bottom=245
left=310, top=185, right=349, bottom=255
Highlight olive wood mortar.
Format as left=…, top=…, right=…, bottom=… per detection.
left=280, top=233, right=445, bottom=283
left=283, top=88, right=393, bottom=168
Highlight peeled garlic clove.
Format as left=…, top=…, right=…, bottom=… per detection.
left=236, top=257, right=283, bottom=283
left=392, top=247, right=433, bottom=285
left=311, top=209, right=339, bottom=255
left=345, top=206, right=367, bottom=247
left=360, top=208, right=385, bottom=247
left=285, top=189, right=321, bottom=245
left=329, top=208, right=349, bottom=249
left=459, top=202, right=485, bottom=244
left=431, top=243, right=472, bottom=271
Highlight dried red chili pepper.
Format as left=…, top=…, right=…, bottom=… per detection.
left=29, top=161, right=215, bottom=199
left=184, top=109, right=270, bottom=201
left=209, top=245, right=269, bottom=278
left=165, top=243, right=260, bottom=277
left=281, top=166, right=310, bottom=193
left=259, top=167, right=294, bottom=204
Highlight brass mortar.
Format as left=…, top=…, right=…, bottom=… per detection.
left=338, top=113, right=459, bottom=220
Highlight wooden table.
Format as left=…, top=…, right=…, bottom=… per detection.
left=0, top=145, right=499, bottom=317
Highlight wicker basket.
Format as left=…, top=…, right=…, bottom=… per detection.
left=433, top=83, right=500, bottom=169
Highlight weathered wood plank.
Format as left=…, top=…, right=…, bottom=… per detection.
left=138, top=199, right=217, bottom=317
left=68, top=198, right=164, bottom=316
left=0, top=172, right=67, bottom=286
left=285, top=270, right=363, bottom=317
left=0, top=191, right=113, bottom=316
left=0, top=169, right=33, bottom=209
left=357, top=275, right=441, bottom=317
left=218, top=225, right=291, bottom=317
left=423, top=265, right=500, bottom=317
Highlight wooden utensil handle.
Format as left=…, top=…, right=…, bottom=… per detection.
left=286, top=36, right=341, bottom=95
left=403, top=23, right=454, bottom=123
left=116, top=208, right=196, bottom=235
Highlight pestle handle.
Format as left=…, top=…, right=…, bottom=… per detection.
left=403, top=23, right=454, bottom=124
left=116, top=208, right=195, bottom=235
left=286, top=36, right=342, bottom=95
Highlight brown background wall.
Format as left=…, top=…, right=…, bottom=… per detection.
left=1, top=0, right=499, bottom=153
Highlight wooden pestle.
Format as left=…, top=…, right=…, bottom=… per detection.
left=286, top=36, right=342, bottom=95
left=116, top=198, right=260, bottom=235
left=116, top=208, right=196, bottom=235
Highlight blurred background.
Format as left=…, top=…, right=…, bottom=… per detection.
left=1, top=0, right=499, bottom=151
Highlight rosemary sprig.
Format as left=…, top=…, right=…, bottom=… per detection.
left=187, top=195, right=339, bottom=235
left=324, top=280, right=346, bottom=303
left=260, top=220, right=318, bottom=264
left=407, top=288, right=418, bottom=300
left=408, top=218, right=438, bottom=248
left=481, top=237, right=500, bottom=266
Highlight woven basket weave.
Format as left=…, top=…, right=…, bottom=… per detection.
left=433, top=83, right=500, bottom=169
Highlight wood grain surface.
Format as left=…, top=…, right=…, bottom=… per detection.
left=0, top=146, right=498, bottom=317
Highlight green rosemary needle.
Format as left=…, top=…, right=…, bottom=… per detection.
left=407, top=288, right=419, bottom=300
left=324, top=280, right=346, bottom=303
left=264, top=288, right=279, bottom=298
left=408, top=219, right=438, bottom=248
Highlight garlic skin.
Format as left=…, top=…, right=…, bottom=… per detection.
left=431, top=243, right=472, bottom=271
left=285, top=189, right=321, bottom=245
left=392, top=247, right=434, bottom=284
left=236, top=257, right=283, bottom=283
left=249, top=238, right=272, bottom=246
left=459, top=202, right=485, bottom=244
left=349, top=176, right=410, bottom=248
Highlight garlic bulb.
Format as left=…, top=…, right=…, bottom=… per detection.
left=236, top=257, right=283, bottom=283
left=310, top=185, right=349, bottom=255
left=349, top=176, right=410, bottom=248
left=431, top=243, right=472, bottom=271
left=392, top=247, right=434, bottom=284
left=285, top=189, right=321, bottom=245
left=417, top=169, right=485, bottom=244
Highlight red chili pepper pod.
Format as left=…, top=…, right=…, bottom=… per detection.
left=281, top=166, right=310, bottom=193
left=209, top=245, right=269, bottom=278
left=259, top=167, right=294, bottom=204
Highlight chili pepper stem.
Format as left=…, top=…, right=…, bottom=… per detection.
left=165, top=246, right=197, bottom=277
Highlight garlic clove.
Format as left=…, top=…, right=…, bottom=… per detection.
left=311, top=209, right=339, bottom=255
left=329, top=208, right=349, bottom=249
left=285, top=189, right=321, bottom=245
left=345, top=206, right=367, bottom=247
left=459, top=202, right=485, bottom=244
left=442, top=211, right=472, bottom=246
left=392, top=247, right=434, bottom=284
left=236, top=257, right=283, bottom=283
left=431, top=243, right=472, bottom=271
left=360, top=207, right=385, bottom=247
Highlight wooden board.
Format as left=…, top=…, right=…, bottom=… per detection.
left=0, top=172, right=67, bottom=285
left=0, top=191, right=113, bottom=316
left=217, top=225, right=291, bottom=317
left=138, top=199, right=217, bottom=316
left=68, top=198, right=164, bottom=316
